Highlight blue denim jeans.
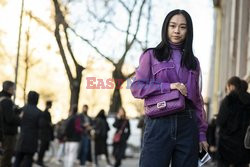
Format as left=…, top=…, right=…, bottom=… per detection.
left=139, top=109, right=199, bottom=167
left=79, top=135, right=91, bottom=165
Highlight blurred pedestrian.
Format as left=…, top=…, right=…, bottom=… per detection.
left=94, top=109, right=111, bottom=166
left=217, top=76, right=250, bottom=167
left=14, top=91, right=43, bottom=167
left=130, top=9, right=208, bottom=167
left=112, top=107, right=130, bottom=167
left=0, top=81, right=21, bottom=167
left=36, top=100, right=54, bottom=166
left=78, top=104, right=93, bottom=167
left=241, top=79, right=249, bottom=93
left=54, top=119, right=66, bottom=164
left=64, top=105, right=83, bottom=167
left=207, top=114, right=218, bottom=162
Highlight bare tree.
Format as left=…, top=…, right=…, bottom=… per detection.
left=21, top=15, right=41, bottom=103
left=28, top=0, right=152, bottom=113
left=26, top=0, right=85, bottom=110
left=70, top=0, right=152, bottom=114
left=52, top=0, right=85, bottom=109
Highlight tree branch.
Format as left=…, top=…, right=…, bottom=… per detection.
left=53, top=0, right=73, bottom=82
left=62, top=22, right=81, bottom=70
left=125, top=71, right=135, bottom=80
left=117, top=0, right=130, bottom=12
left=118, top=0, right=146, bottom=66
left=87, top=8, right=127, bottom=33
left=145, top=0, right=152, bottom=49
left=68, top=26, right=116, bottom=66
left=25, top=11, right=53, bottom=33
left=128, top=0, right=147, bottom=48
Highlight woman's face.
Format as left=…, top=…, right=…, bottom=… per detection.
left=118, top=108, right=125, bottom=117
left=226, top=84, right=235, bottom=94
left=167, top=14, right=187, bottom=44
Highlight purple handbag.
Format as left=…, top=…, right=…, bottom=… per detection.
left=144, top=90, right=185, bottom=117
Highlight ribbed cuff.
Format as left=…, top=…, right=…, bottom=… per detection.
left=161, top=83, right=170, bottom=93
left=199, top=132, right=207, bottom=142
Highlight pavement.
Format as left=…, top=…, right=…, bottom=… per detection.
left=30, top=134, right=218, bottom=167
left=33, top=156, right=138, bottom=167
left=32, top=155, right=217, bottom=167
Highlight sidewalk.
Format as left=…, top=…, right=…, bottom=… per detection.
left=33, top=156, right=138, bottom=167
left=33, top=156, right=216, bottom=167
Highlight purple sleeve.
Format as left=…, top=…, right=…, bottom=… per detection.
left=130, top=50, right=171, bottom=99
left=194, top=62, right=208, bottom=142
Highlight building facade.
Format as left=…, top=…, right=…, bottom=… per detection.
left=209, top=0, right=250, bottom=118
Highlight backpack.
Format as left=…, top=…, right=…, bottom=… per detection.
left=74, top=116, right=83, bottom=134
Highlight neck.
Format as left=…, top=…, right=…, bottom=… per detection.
left=169, top=41, right=184, bottom=50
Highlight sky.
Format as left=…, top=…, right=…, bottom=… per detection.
left=0, top=0, right=215, bottom=120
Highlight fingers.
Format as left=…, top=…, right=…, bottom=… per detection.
left=178, top=83, right=187, bottom=96
left=199, top=141, right=209, bottom=152
left=203, top=142, right=209, bottom=152
left=170, top=83, right=187, bottom=96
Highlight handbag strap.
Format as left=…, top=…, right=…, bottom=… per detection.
left=118, top=119, right=127, bottom=134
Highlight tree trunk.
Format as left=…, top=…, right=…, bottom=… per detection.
left=109, top=88, right=122, bottom=114
left=70, top=79, right=81, bottom=109
left=109, top=67, right=125, bottom=114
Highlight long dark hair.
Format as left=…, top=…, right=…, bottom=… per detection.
left=151, top=9, right=197, bottom=70
left=96, top=109, right=106, bottom=119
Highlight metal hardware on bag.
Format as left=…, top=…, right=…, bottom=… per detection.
left=157, top=101, right=166, bottom=109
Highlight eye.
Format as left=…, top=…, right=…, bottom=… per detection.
left=180, top=25, right=187, bottom=29
left=169, top=24, right=175, bottom=28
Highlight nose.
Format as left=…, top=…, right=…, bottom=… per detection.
left=174, top=27, right=180, bottom=34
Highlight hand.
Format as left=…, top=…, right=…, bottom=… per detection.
left=170, top=82, right=187, bottom=96
left=199, top=141, right=209, bottom=152
left=209, top=146, right=217, bottom=152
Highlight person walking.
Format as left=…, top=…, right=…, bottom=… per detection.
left=94, top=109, right=111, bottom=166
left=0, top=81, right=21, bottom=167
left=216, top=76, right=250, bottom=167
left=63, top=105, right=83, bottom=167
left=36, top=100, right=54, bottom=166
left=13, top=91, right=43, bottom=167
left=130, top=9, right=208, bottom=167
left=112, top=107, right=130, bottom=167
left=78, top=104, right=93, bottom=167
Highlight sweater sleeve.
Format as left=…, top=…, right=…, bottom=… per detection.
left=130, top=50, right=171, bottom=99
left=194, top=63, right=208, bottom=142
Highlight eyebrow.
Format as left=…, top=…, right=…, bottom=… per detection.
left=169, top=22, right=187, bottom=25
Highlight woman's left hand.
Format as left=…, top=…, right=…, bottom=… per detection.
left=199, top=141, right=209, bottom=152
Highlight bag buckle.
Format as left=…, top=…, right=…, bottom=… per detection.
left=157, top=101, right=166, bottom=109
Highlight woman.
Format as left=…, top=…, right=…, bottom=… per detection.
left=94, top=109, right=111, bottom=166
left=14, top=91, right=42, bottom=167
left=112, top=107, right=130, bottom=167
left=130, top=9, right=208, bottom=167
left=217, top=76, right=250, bottom=167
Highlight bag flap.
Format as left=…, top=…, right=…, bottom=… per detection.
left=152, top=62, right=175, bottom=75
left=145, top=90, right=180, bottom=106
